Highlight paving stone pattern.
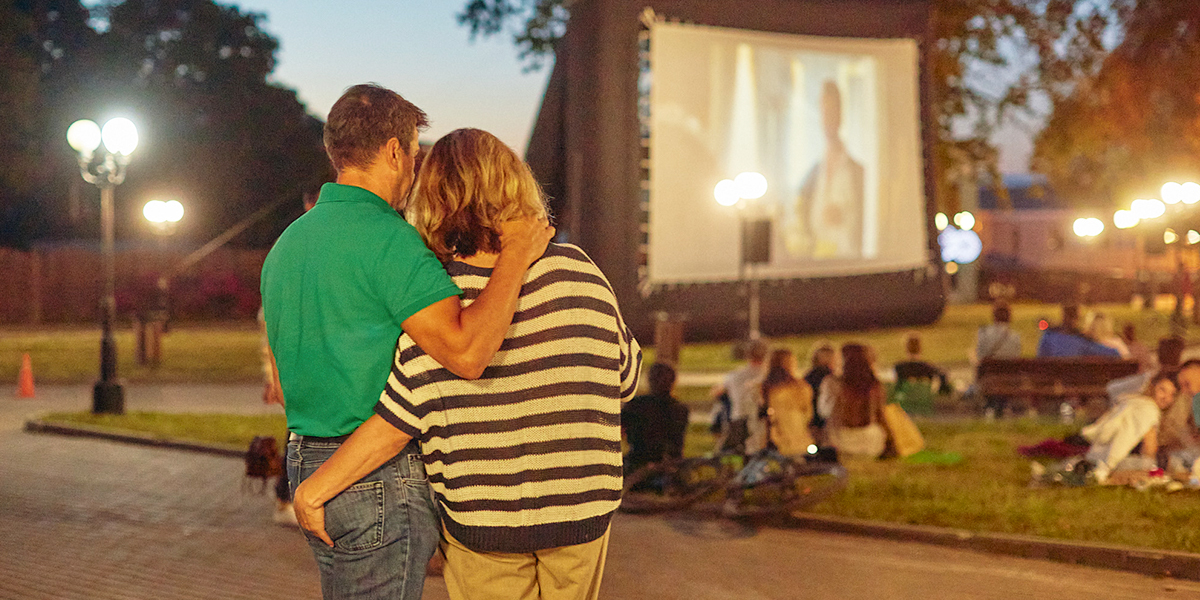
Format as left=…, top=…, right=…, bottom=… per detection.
left=5, top=386, right=1200, bottom=599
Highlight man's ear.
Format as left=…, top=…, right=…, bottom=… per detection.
left=384, top=137, right=404, bottom=171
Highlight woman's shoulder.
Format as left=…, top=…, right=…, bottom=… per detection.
left=539, top=243, right=596, bottom=268
left=533, top=243, right=613, bottom=287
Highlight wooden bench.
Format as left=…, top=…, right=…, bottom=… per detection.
left=976, top=357, right=1140, bottom=414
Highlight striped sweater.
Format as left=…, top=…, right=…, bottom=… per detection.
left=375, top=243, right=642, bottom=553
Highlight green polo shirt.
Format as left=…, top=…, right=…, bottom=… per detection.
left=261, top=183, right=461, bottom=437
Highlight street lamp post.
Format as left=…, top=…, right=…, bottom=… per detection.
left=141, top=200, right=183, bottom=367
left=714, top=172, right=769, bottom=340
left=68, top=117, right=138, bottom=414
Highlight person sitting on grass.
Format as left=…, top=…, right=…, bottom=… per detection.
left=1107, top=336, right=1184, bottom=404
left=1082, top=370, right=1178, bottom=484
left=622, top=362, right=690, bottom=475
left=1036, top=304, right=1121, bottom=358
left=1085, top=312, right=1131, bottom=358
left=803, top=342, right=836, bottom=434
left=893, top=332, right=950, bottom=394
left=760, top=348, right=814, bottom=456
left=973, top=302, right=1022, bottom=419
left=1163, top=360, right=1200, bottom=481
left=818, top=343, right=888, bottom=458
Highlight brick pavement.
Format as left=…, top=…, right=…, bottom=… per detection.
left=6, top=386, right=1200, bottom=599
left=0, top=388, right=451, bottom=600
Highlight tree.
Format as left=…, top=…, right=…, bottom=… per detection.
left=1034, top=1, right=1200, bottom=208
left=96, top=0, right=332, bottom=246
left=0, top=0, right=101, bottom=247
left=0, top=0, right=332, bottom=249
left=457, top=0, right=1115, bottom=212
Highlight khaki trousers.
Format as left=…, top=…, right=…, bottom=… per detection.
left=441, top=527, right=610, bottom=600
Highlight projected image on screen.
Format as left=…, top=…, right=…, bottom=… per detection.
left=646, top=23, right=927, bottom=284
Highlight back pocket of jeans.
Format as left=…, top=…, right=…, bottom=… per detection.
left=322, top=480, right=385, bottom=553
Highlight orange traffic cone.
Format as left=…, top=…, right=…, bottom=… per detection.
left=17, top=353, right=35, bottom=398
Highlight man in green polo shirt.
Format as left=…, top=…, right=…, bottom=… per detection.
left=261, top=84, right=552, bottom=600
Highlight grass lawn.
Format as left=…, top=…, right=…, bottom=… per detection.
left=680, top=418, right=1200, bottom=553
left=36, top=410, right=1200, bottom=553
left=0, top=323, right=264, bottom=384
left=2, top=302, right=1186, bottom=387
left=40, top=411, right=287, bottom=449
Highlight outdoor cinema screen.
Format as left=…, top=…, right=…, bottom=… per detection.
left=646, top=22, right=928, bottom=284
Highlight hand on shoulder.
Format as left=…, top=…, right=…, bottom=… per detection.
left=499, top=217, right=555, bottom=267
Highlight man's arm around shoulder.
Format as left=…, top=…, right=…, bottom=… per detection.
left=402, top=218, right=554, bottom=379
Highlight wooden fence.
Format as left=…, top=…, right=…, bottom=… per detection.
left=0, top=244, right=268, bottom=325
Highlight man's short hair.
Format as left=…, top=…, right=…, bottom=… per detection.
left=324, top=83, right=429, bottom=173
left=992, top=303, right=1011, bottom=324
left=1158, top=336, right=1186, bottom=369
left=647, top=362, right=676, bottom=397
left=407, top=128, right=547, bottom=262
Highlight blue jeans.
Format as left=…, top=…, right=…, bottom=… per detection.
left=288, top=436, right=439, bottom=600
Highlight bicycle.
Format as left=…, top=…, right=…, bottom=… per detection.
left=620, top=447, right=847, bottom=518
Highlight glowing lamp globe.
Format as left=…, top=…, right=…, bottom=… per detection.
left=938, top=226, right=982, bottom=264
left=1132, top=198, right=1166, bottom=220
left=713, top=179, right=740, bottom=207
left=733, top=172, right=768, bottom=200
left=1162, top=182, right=1184, bottom=205
left=163, top=200, right=184, bottom=223
left=1183, top=182, right=1200, bottom=205
left=101, top=118, right=139, bottom=156
left=67, top=119, right=102, bottom=155
left=1112, top=210, right=1139, bottom=230
left=143, top=200, right=166, bottom=223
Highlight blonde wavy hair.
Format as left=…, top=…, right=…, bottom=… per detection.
left=406, top=128, right=548, bottom=263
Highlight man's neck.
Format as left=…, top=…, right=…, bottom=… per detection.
left=336, top=169, right=394, bottom=205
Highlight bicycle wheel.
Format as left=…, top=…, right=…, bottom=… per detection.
left=721, top=459, right=848, bottom=518
left=620, top=456, right=728, bottom=514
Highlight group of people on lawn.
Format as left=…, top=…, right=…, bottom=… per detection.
left=979, top=301, right=1200, bottom=485
left=692, top=337, right=935, bottom=464
left=623, top=337, right=909, bottom=478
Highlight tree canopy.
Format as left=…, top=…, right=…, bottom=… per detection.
left=1034, top=1, right=1200, bottom=208
left=0, top=0, right=332, bottom=249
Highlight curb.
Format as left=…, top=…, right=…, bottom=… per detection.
left=24, top=419, right=246, bottom=458
left=25, top=418, right=1200, bottom=581
left=788, top=513, right=1200, bottom=582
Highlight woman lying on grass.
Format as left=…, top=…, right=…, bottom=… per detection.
left=1055, top=370, right=1179, bottom=485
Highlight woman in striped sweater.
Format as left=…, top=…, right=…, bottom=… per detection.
left=294, top=128, right=641, bottom=600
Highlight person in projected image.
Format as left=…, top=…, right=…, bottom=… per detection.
left=793, top=80, right=864, bottom=259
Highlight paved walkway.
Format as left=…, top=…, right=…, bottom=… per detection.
left=4, top=386, right=1199, bottom=599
